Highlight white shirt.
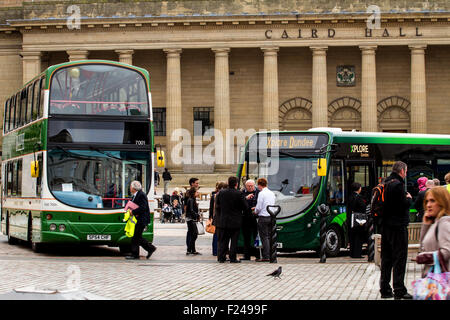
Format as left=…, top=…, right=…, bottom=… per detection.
left=255, top=187, right=275, bottom=217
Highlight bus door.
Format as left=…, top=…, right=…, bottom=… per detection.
left=344, top=160, right=377, bottom=206
left=327, top=159, right=346, bottom=221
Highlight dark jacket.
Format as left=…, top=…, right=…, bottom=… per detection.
left=383, top=172, right=412, bottom=227
left=162, top=170, right=172, bottom=181
left=215, top=187, right=248, bottom=229
left=347, top=192, right=367, bottom=229
left=131, top=190, right=150, bottom=226
left=242, top=188, right=259, bottom=217
left=414, top=188, right=429, bottom=221
left=209, top=191, right=217, bottom=220
left=185, top=197, right=199, bottom=221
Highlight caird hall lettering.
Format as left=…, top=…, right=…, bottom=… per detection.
left=265, top=27, right=422, bottom=39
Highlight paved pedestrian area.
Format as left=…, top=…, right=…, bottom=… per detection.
left=0, top=222, right=423, bottom=300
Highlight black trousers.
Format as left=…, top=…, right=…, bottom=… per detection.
left=379, top=225, right=408, bottom=296
left=349, top=227, right=365, bottom=258
left=131, top=223, right=155, bottom=258
left=242, top=215, right=259, bottom=259
left=217, top=227, right=240, bottom=262
left=186, top=220, right=198, bottom=253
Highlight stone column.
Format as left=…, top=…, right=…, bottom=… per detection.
left=21, top=51, right=41, bottom=84
left=67, top=50, right=89, bottom=61
left=360, top=45, right=378, bottom=132
left=116, top=49, right=134, bottom=65
left=0, top=49, right=22, bottom=135
left=311, top=46, right=328, bottom=128
left=212, top=48, right=231, bottom=170
left=409, top=45, right=427, bottom=133
left=164, top=49, right=183, bottom=170
left=261, top=47, right=279, bottom=130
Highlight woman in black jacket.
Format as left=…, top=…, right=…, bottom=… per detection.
left=347, top=182, right=367, bottom=258
left=185, top=187, right=201, bottom=255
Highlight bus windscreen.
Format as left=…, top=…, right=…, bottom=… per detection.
left=50, top=64, right=149, bottom=116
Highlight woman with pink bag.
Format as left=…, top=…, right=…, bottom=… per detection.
left=413, top=187, right=450, bottom=299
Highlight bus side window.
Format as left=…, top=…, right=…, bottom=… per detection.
left=14, top=93, right=20, bottom=129
left=38, top=77, right=45, bottom=118
left=16, top=159, right=22, bottom=197
left=4, top=98, right=9, bottom=133
left=33, top=79, right=40, bottom=120
left=27, top=84, right=33, bottom=124
left=20, top=88, right=27, bottom=126
left=36, top=153, right=43, bottom=197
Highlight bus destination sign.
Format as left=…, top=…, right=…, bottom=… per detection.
left=263, top=135, right=320, bottom=149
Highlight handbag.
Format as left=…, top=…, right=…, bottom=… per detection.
left=196, top=221, right=205, bottom=235
left=351, top=212, right=368, bottom=229
left=205, top=219, right=215, bottom=234
left=412, top=251, right=449, bottom=300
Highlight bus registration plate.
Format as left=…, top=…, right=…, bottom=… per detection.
left=87, top=234, right=111, bottom=241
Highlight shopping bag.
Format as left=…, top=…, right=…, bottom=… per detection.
left=196, top=221, right=205, bottom=235
left=412, top=251, right=449, bottom=300
left=123, top=210, right=137, bottom=238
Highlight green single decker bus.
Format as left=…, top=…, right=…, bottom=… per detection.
left=238, top=128, right=450, bottom=257
left=1, top=60, right=159, bottom=253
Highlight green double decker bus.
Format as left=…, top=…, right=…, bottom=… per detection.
left=238, top=129, right=450, bottom=256
left=1, top=60, right=158, bottom=253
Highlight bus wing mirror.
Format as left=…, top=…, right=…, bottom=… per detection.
left=31, top=160, right=40, bottom=178
left=317, top=158, right=327, bottom=177
left=156, top=150, right=165, bottom=168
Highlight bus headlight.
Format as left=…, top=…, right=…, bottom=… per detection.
left=49, top=224, right=57, bottom=231
left=59, top=224, right=66, bottom=232
left=143, top=226, right=148, bottom=232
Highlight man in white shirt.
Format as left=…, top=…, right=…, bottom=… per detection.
left=253, top=178, right=275, bottom=262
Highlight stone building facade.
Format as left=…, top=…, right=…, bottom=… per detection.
left=0, top=1, right=449, bottom=172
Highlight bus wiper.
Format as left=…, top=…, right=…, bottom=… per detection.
left=89, top=146, right=141, bottom=165
left=55, top=146, right=91, bottom=160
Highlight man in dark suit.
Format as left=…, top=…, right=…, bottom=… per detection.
left=215, top=176, right=248, bottom=263
left=126, top=181, right=157, bottom=260
left=379, top=161, right=412, bottom=299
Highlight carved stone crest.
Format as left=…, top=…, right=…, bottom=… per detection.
left=336, top=65, right=356, bottom=87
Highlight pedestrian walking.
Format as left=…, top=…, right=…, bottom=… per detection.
left=125, top=181, right=157, bottom=260
left=379, top=161, right=413, bottom=299
left=162, top=168, right=172, bottom=194
left=414, top=178, right=434, bottom=222
left=254, top=178, right=276, bottom=262
left=347, top=182, right=367, bottom=258
left=416, top=187, right=450, bottom=277
left=215, top=176, right=248, bottom=263
left=185, top=187, right=201, bottom=255
left=241, top=179, right=260, bottom=260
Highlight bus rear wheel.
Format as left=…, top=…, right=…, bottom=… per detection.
left=325, top=225, right=342, bottom=257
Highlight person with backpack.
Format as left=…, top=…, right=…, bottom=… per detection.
left=379, top=161, right=413, bottom=300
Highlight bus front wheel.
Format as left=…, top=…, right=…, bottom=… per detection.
left=325, top=225, right=342, bottom=257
